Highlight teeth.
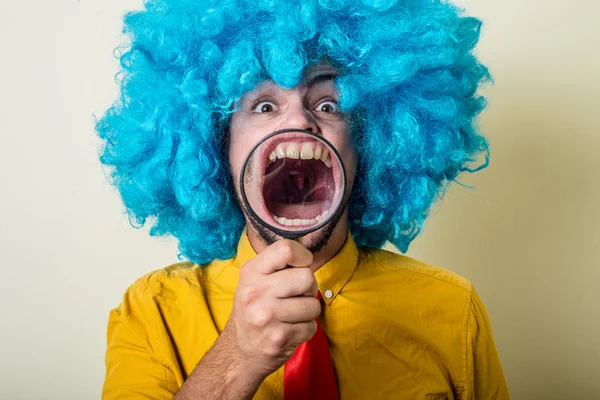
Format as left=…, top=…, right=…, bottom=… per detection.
left=272, top=212, right=330, bottom=227
left=286, top=143, right=299, bottom=159
left=276, top=216, right=293, bottom=226
left=276, top=144, right=286, bottom=159
left=313, top=144, right=322, bottom=160
left=300, top=143, right=313, bottom=159
left=267, top=142, right=332, bottom=168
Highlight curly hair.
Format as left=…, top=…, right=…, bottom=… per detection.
left=96, top=0, right=492, bottom=265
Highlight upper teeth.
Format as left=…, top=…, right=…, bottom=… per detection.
left=269, top=142, right=332, bottom=168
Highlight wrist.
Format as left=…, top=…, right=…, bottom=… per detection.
left=220, top=325, right=268, bottom=386
left=224, top=351, right=266, bottom=389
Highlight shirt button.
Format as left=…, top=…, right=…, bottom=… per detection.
left=324, top=290, right=333, bottom=299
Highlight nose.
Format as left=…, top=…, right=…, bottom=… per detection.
left=276, top=102, right=318, bottom=133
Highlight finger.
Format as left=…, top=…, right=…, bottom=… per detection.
left=274, top=297, right=321, bottom=324
left=288, top=320, right=319, bottom=346
left=269, top=267, right=318, bottom=299
left=254, top=240, right=313, bottom=275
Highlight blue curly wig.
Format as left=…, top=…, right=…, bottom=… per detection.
left=96, top=0, right=492, bottom=265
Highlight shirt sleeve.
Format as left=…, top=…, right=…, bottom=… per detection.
left=102, top=283, right=180, bottom=400
left=459, top=286, right=510, bottom=400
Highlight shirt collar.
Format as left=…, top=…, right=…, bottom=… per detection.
left=233, top=229, right=359, bottom=306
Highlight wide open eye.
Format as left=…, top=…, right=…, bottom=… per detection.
left=253, top=101, right=277, bottom=113
left=315, top=100, right=341, bottom=114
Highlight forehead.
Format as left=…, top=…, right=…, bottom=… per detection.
left=249, top=63, right=340, bottom=95
left=301, top=63, right=339, bottom=85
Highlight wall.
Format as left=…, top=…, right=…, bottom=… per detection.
left=0, top=0, right=597, bottom=399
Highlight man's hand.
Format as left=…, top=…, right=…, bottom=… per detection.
left=224, top=239, right=321, bottom=379
left=174, top=240, right=320, bottom=400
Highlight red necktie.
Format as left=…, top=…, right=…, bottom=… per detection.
left=283, top=291, right=340, bottom=400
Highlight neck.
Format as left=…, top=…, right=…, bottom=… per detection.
left=247, top=211, right=349, bottom=272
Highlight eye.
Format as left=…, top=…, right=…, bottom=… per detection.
left=315, top=100, right=340, bottom=114
left=253, top=101, right=277, bottom=113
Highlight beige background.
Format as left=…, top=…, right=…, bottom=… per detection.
left=0, top=0, right=598, bottom=399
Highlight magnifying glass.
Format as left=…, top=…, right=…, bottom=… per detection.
left=240, top=129, right=347, bottom=239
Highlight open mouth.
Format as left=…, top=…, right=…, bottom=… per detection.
left=258, top=137, right=343, bottom=230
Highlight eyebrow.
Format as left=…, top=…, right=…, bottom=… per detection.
left=240, top=72, right=339, bottom=106
left=301, top=72, right=339, bottom=89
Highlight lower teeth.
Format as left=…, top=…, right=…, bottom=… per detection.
left=273, top=211, right=328, bottom=226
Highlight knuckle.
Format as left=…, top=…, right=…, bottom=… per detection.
left=240, top=286, right=262, bottom=307
left=277, top=241, right=295, bottom=261
left=309, top=298, right=321, bottom=318
left=239, top=262, right=253, bottom=280
left=264, top=343, right=282, bottom=358
left=253, top=309, right=273, bottom=328
left=270, top=327, right=290, bottom=348
left=300, top=268, right=316, bottom=289
left=305, top=251, right=314, bottom=265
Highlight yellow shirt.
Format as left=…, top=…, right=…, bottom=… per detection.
left=103, top=231, right=509, bottom=399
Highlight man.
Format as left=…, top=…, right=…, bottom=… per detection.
left=98, top=0, right=509, bottom=399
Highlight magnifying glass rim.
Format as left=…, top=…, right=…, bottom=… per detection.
left=239, top=128, right=347, bottom=239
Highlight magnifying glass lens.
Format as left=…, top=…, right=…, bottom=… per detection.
left=240, top=129, right=346, bottom=238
